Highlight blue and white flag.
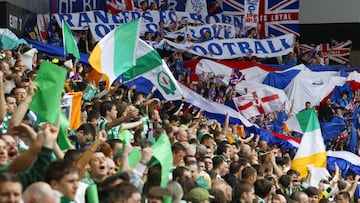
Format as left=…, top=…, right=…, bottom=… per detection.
left=327, top=150, right=360, bottom=176
left=244, top=0, right=260, bottom=27
left=186, top=0, right=208, bottom=16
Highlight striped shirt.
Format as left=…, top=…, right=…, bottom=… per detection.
left=97, top=117, right=122, bottom=140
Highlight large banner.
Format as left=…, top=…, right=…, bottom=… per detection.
left=55, top=10, right=243, bottom=30
left=56, top=0, right=106, bottom=13
left=89, top=22, right=236, bottom=41
left=155, top=34, right=294, bottom=59
left=222, top=0, right=299, bottom=37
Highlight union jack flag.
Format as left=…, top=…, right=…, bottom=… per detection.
left=222, top=0, right=299, bottom=37
left=300, top=40, right=352, bottom=65
left=322, top=40, right=352, bottom=65
left=229, top=69, right=245, bottom=86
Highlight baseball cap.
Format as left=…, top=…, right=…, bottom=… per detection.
left=188, top=187, right=214, bottom=202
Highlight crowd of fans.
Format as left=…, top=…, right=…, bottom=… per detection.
left=0, top=1, right=358, bottom=203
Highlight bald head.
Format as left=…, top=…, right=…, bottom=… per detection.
left=23, top=182, right=56, bottom=203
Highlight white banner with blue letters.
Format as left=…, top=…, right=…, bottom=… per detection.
left=154, top=34, right=294, bottom=59
left=89, top=22, right=236, bottom=41
left=55, top=10, right=243, bottom=30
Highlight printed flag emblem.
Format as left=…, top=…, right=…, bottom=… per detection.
left=158, top=71, right=176, bottom=95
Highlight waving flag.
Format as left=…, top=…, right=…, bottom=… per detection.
left=327, top=150, right=360, bottom=176
left=122, top=39, right=183, bottom=101
left=62, top=21, right=80, bottom=59
left=88, top=19, right=140, bottom=90
left=288, top=108, right=327, bottom=178
left=186, top=0, right=208, bottom=16
left=244, top=0, right=260, bottom=27
left=223, top=0, right=299, bottom=37
left=300, top=40, right=352, bottom=65
left=233, top=81, right=290, bottom=118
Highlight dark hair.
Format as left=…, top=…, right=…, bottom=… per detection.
left=172, top=142, right=186, bottom=154
left=212, top=156, right=225, bottom=170
left=44, top=160, right=78, bottom=183
left=87, top=110, right=101, bottom=122
left=216, top=144, right=229, bottom=157
left=278, top=175, right=291, bottom=188
left=229, top=161, right=242, bottom=174
left=99, top=101, right=116, bottom=117
left=254, top=178, right=273, bottom=198
left=76, top=123, right=96, bottom=138
left=0, top=171, right=21, bottom=183
left=242, top=166, right=257, bottom=180
left=99, top=182, right=139, bottom=203
left=233, top=180, right=253, bottom=202
left=64, top=149, right=82, bottom=163
left=173, top=166, right=190, bottom=181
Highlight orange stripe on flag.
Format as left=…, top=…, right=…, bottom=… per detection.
left=69, top=92, right=82, bottom=130
left=291, top=152, right=327, bottom=178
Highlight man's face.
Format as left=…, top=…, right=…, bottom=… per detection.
left=53, top=172, right=79, bottom=200
left=89, top=152, right=108, bottom=180
left=1, top=135, right=18, bottom=160
left=338, top=194, right=349, bottom=203
left=0, top=140, right=8, bottom=167
left=172, top=150, right=186, bottom=167
left=243, top=188, right=255, bottom=203
left=14, top=88, right=27, bottom=104
left=5, top=97, right=16, bottom=114
left=0, top=181, right=22, bottom=203
left=107, top=105, right=118, bottom=120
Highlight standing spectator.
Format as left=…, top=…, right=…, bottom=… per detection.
left=49, top=31, right=62, bottom=47
left=0, top=172, right=22, bottom=203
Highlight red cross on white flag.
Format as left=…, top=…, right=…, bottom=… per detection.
left=233, top=89, right=284, bottom=118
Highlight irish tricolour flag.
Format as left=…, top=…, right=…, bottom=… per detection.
left=88, top=19, right=183, bottom=101
left=285, top=108, right=327, bottom=178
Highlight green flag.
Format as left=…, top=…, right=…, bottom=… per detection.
left=86, top=184, right=99, bottom=203
left=128, top=148, right=141, bottom=168
left=29, top=61, right=67, bottom=124
left=151, top=134, right=173, bottom=188
left=58, top=112, right=72, bottom=151
left=62, top=21, right=80, bottom=59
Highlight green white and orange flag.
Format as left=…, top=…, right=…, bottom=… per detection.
left=88, top=19, right=140, bottom=90
left=88, top=19, right=183, bottom=101
left=286, top=108, right=327, bottom=178
left=62, top=21, right=80, bottom=59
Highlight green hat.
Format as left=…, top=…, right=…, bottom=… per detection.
left=188, top=187, right=214, bottom=202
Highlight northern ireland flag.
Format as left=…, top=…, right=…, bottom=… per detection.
left=233, top=83, right=290, bottom=118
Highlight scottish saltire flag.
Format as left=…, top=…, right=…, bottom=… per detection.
left=222, top=0, right=299, bottom=37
